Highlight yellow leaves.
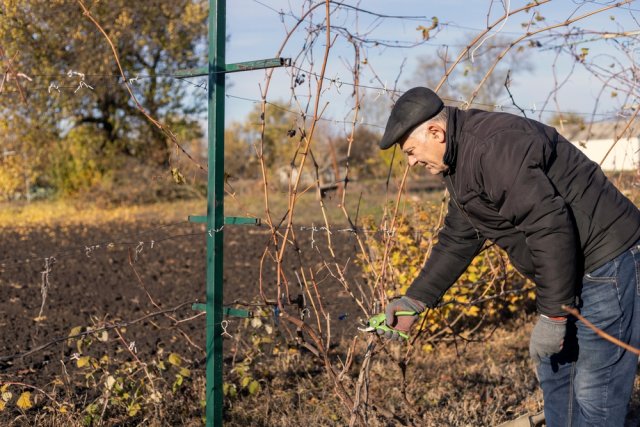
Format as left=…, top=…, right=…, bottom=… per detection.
left=455, top=295, right=469, bottom=304
left=167, top=353, right=191, bottom=392
left=76, top=356, right=91, bottom=368
left=1, top=387, right=12, bottom=411
left=182, top=1, right=208, bottom=25
left=248, top=380, right=260, bottom=395
left=168, top=353, right=182, bottom=367
left=167, top=21, right=178, bottom=39
left=127, top=402, right=141, bottom=417
left=223, top=382, right=237, bottom=398
left=251, top=336, right=272, bottom=346
left=171, top=167, right=186, bottom=184
left=69, top=326, right=82, bottom=337
left=115, top=10, right=133, bottom=28
left=240, top=377, right=261, bottom=395
left=240, top=376, right=252, bottom=388
left=466, top=306, right=480, bottom=317
left=0, top=152, right=27, bottom=197
left=172, top=374, right=184, bottom=392
left=16, top=391, right=32, bottom=410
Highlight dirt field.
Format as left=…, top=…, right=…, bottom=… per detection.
left=0, top=200, right=638, bottom=426
left=0, top=205, right=368, bottom=425
left=0, top=220, right=364, bottom=358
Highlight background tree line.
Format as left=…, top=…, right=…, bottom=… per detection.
left=0, top=0, right=208, bottom=200
left=0, top=0, right=535, bottom=201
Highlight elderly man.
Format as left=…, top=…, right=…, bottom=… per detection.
left=379, top=87, right=640, bottom=426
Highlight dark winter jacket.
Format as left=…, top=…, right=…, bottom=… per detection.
left=406, top=107, right=640, bottom=316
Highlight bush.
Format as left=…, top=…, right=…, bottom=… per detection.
left=359, top=200, right=536, bottom=348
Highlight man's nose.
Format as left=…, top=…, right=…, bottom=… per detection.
left=408, top=156, right=417, bottom=167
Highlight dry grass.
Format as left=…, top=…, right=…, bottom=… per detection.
left=0, top=177, right=425, bottom=230
left=222, top=314, right=545, bottom=427
left=222, top=314, right=640, bottom=426
left=7, top=310, right=638, bottom=426
left=0, top=198, right=205, bottom=229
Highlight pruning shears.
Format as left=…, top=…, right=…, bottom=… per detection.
left=358, top=311, right=416, bottom=340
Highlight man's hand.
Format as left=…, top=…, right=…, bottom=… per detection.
left=379, top=296, right=426, bottom=341
left=529, top=315, right=567, bottom=366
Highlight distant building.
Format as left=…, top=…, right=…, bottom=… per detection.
left=561, top=121, right=640, bottom=171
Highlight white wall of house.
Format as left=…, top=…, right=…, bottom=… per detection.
left=572, top=137, right=640, bottom=171
left=562, top=121, right=639, bottom=172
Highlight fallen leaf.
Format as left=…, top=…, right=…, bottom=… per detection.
left=76, top=356, right=90, bottom=368
left=16, top=391, right=32, bottom=410
left=168, top=353, right=182, bottom=367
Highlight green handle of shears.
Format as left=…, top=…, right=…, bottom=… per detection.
left=395, top=310, right=417, bottom=316
left=368, top=311, right=417, bottom=340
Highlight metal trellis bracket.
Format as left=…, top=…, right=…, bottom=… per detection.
left=191, top=303, right=253, bottom=318
left=175, top=57, right=291, bottom=78
left=188, top=215, right=261, bottom=226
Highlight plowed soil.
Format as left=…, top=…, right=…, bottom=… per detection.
left=0, top=219, right=362, bottom=383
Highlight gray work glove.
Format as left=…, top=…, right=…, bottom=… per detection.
left=379, top=296, right=426, bottom=341
left=529, top=315, right=567, bottom=366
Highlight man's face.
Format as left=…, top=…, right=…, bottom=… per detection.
left=400, top=123, right=448, bottom=175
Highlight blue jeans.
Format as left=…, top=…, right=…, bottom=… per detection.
left=537, top=241, right=640, bottom=427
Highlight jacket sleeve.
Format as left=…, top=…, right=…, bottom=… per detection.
left=405, top=196, right=485, bottom=307
left=480, top=131, right=577, bottom=317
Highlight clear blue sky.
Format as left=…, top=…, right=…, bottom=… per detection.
left=207, top=0, right=640, bottom=129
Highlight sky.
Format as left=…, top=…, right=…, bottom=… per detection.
left=189, top=0, right=640, bottom=132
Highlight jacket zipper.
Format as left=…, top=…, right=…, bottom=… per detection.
left=446, top=174, right=482, bottom=240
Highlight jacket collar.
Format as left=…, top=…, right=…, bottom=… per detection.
left=443, top=106, right=463, bottom=176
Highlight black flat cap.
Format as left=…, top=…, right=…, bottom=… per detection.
left=379, top=87, right=444, bottom=150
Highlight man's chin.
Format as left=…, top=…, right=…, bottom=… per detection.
left=428, top=166, right=449, bottom=175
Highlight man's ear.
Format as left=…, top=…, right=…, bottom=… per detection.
left=427, top=123, right=446, bottom=144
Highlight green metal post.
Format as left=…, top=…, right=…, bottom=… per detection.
left=206, top=0, right=225, bottom=425
left=183, top=3, right=289, bottom=425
